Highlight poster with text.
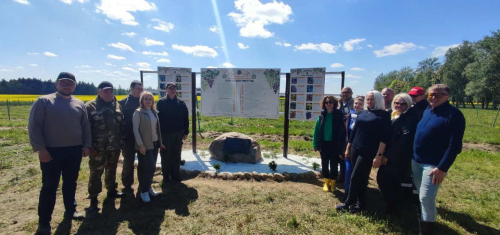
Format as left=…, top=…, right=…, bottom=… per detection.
left=158, top=67, right=192, bottom=112
left=289, top=68, right=325, bottom=121
left=200, top=68, right=280, bottom=118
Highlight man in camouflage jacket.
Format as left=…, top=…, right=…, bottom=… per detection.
left=85, top=81, right=126, bottom=212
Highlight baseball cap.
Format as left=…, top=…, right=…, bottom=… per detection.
left=98, top=81, right=114, bottom=90
left=409, top=87, right=425, bottom=96
left=166, top=82, right=176, bottom=89
left=56, top=72, right=76, bottom=83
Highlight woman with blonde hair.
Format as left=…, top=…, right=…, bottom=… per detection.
left=336, top=90, right=391, bottom=213
left=132, top=92, right=165, bottom=203
left=374, top=93, right=419, bottom=213
left=312, top=95, right=346, bottom=192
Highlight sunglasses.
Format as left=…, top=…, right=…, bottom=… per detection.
left=324, top=101, right=334, bottom=104
left=428, top=93, right=448, bottom=99
left=394, top=102, right=407, bottom=106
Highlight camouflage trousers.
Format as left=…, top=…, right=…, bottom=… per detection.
left=88, top=150, right=120, bottom=198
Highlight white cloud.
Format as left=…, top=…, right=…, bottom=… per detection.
left=29, top=64, right=38, bottom=67
left=157, top=58, right=171, bottom=63
left=136, top=62, right=150, bottom=68
left=142, top=51, right=169, bottom=56
left=122, top=67, right=138, bottom=72
left=330, top=63, right=344, bottom=68
left=27, top=52, right=39, bottom=55
left=350, top=67, right=365, bottom=71
left=418, top=46, right=426, bottom=50
left=104, top=62, right=115, bottom=67
left=228, top=0, right=292, bottom=38
left=15, top=66, right=24, bottom=69
left=431, top=44, right=460, bottom=57
left=206, top=66, right=218, bottom=68
left=367, top=44, right=373, bottom=48
left=13, top=0, right=30, bottom=5
left=222, top=62, right=236, bottom=68
left=349, top=80, right=360, bottom=84
left=59, top=0, right=88, bottom=4
left=96, top=0, right=157, bottom=26
left=105, top=19, right=113, bottom=25
left=151, top=18, right=174, bottom=33
left=294, top=43, right=339, bottom=54
left=121, top=32, right=136, bottom=37
left=343, top=38, right=366, bottom=51
left=209, top=26, right=219, bottom=33
left=275, top=42, right=291, bottom=47
left=141, top=38, right=164, bottom=46
left=107, top=42, right=135, bottom=52
left=107, top=54, right=126, bottom=60
left=237, top=43, right=249, bottom=49
left=76, top=65, right=92, bottom=69
left=346, top=74, right=362, bottom=79
left=0, top=69, right=14, bottom=72
left=373, top=42, right=417, bottom=57
left=44, top=52, right=58, bottom=57
left=172, top=44, right=218, bottom=57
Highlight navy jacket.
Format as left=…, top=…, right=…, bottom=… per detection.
left=349, top=109, right=392, bottom=155
left=413, top=101, right=466, bottom=172
left=156, top=96, right=189, bottom=135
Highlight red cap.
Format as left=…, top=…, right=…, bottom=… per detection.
left=409, top=87, right=425, bottom=95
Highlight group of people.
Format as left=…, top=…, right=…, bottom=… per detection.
left=28, top=72, right=189, bottom=235
left=313, top=85, right=466, bottom=234
left=28, top=72, right=466, bottom=235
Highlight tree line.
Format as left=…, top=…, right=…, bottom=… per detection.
left=374, top=30, right=499, bottom=109
left=0, top=78, right=130, bottom=95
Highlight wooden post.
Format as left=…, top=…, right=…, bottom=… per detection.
left=191, top=72, right=197, bottom=153
left=341, top=71, right=345, bottom=89
left=283, top=73, right=291, bottom=158
left=7, top=99, right=11, bottom=121
left=140, top=71, right=144, bottom=84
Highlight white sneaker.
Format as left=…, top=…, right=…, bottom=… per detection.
left=140, top=192, right=150, bottom=203
left=148, top=188, right=159, bottom=197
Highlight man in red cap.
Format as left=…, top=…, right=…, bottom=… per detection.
left=407, top=87, right=429, bottom=121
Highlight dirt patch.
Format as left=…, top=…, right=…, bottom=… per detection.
left=463, top=142, right=500, bottom=152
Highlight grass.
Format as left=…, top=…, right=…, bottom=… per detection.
left=0, top=101, right=499, bottom=234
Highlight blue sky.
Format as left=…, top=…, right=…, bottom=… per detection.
left=1, top=0, right=499, bottom=96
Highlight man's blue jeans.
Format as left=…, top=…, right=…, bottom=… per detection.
left=411, top=160, right=445, bottom=222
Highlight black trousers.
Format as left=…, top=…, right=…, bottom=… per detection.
left=121, top=137, right=137, bottom=188
left=377, top=163, right=400, bottom=208
left=319, top=141, right=340, bottom=180
left=39, top=145, right=83, bottom=226
left=160, top=131, right=184, bottom=181
left=344, top=147, right=376, bottom=207
left=137, top=141, right=159, bottom=193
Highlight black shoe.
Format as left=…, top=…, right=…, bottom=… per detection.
left=35, top=224, right=51, bottom=235
left=170, top=177, right=181, bottom=183
left=350, top=204, right=366, bottom=214
left=122, top=186, right=134, bottom=193
left=64, top=211, right=84, bottom=220
left=107, top=191, right=125, bottom=198
left=335, top=203, right=350, bottom=212
left=419, top=220, right=434, bottom=235
left=86, top=198, right=100, bottom=213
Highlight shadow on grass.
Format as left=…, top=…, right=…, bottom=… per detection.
left=438, top=207, right=500, bottom=235
left=72, top=183, right=198, bottom=235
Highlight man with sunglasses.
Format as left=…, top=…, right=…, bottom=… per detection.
left=29, top=72, right=91, bottom=235
left=407, top=86, right=429, bottom=121
left=85, top=81, right=126, bottom=212
left=412, top=84, right=465, bottom=234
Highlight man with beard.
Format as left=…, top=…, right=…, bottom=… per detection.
left=28, top=72, right=91, bottom=235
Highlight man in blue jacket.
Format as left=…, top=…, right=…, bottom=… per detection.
left=412, top=84, right=465, bottom=235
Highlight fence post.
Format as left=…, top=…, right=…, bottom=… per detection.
left=7, top=99, right=11, bottom=121
left=493, top=105, right=500, bottom=127
left=283, top=73, right=291, bottom=159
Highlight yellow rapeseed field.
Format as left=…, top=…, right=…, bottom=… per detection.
left=0, top=94, right=202, bottom=102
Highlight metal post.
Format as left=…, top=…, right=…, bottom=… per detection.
left=7, top=99, right=11, bottom=121
left=493, top=105, right=500, bottom=127
left=191, top=72, right=197, bottom=153
left=341, top=71, right=345, bottom=89
left=140, top=71, right=144, bottom=84
left=197, top=99, right=202, bottom=136
left=283, top=73, right=291, bottom=158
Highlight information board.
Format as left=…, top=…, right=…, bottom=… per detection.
left=200, top=68, right=280, bottom=118
left=289, top=68, right=326, bottom=121
left=158, top=67, right=192, bottom=112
